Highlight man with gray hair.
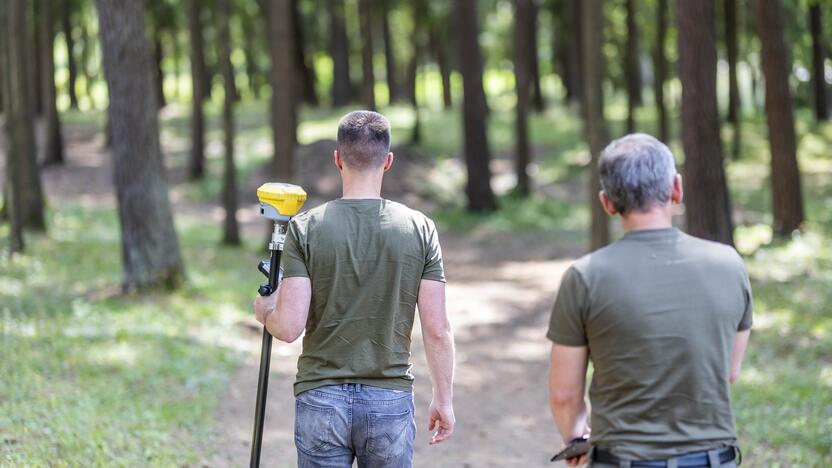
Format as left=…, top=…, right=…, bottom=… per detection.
left=254, top=110, right=455, bottom=467
left=546, top=133, right=752, bottom=467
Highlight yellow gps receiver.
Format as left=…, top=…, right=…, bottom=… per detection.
left=256, top=183, right=307, bottom=222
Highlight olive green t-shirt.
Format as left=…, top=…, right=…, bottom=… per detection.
left=282, top=198, right=445, bottom=396
left=548, top=228, right=753, bottom=460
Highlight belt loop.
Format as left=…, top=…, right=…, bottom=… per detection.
left=667, top=457, right=678, bottom=468
left=619, top=461, right=631, bottom=468
left=356, top=383, right=363, bottom=392
left=707, top=449, right=721, bottom=468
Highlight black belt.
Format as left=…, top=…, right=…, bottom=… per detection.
left=593, top=446, right=737, bottom=467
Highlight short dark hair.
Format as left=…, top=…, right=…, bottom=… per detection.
left=336, top=111, right=391, bottom=170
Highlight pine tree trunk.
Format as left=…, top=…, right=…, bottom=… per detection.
left=40, top=0, right=64, bottom=166
left=528, top=0, right=544, bottom=113
left=62, top=0, right=79, bottom=109
left=677, top=0, right=734, bottom=245
left=653, top=0, right=669, bottom=142
left=625, top=0, right=642, bottom=133
left=292, top=0, right=317, bottom=106
left=809, top=3, right=829, bottom=121
left=32, top=2, right=44, bottom=116
left=243, top=15, right=263, bottom=99
left=218, top=0, right=239, bottom=245
left=455, top=0, right=497, bottom=212
left=431, top=23, right=453, bottom=109
left=725, top=0, right=742, bottom=158
left=382, top=0, right=399, bottom=103
left=514, top=0, right=532, bottom=196
left=553, top=0, right=581, bottom=104
left=581, top=0, right=610, bottom=250
left=358, top=0, right=375, bottom=110
left=187, top=0, right=206, bottom=179
left=756, top=0, right=805, bottom=236
left=329, top=0, right=351, bottom=106
left=96, top=0, right=185, bottom=291
left=80, top=21, right=96, bottom=108
left=266, top=0, right=296, bottom=180
left=153, top=34, right=166, bottom=108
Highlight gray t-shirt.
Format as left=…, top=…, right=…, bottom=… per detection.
left=548, top=228, right=753, bottom=460
left=282, top=198, right=445, bottom=396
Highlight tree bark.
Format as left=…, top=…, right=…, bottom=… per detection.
left=382, top=0, right=400, bottom=103
left=266, top=0, right=296, bottom=180
left=677, top=0, right=734, bottom=245
left=153, top=34, right=166, bottom=108
left=358, top=0, right=375, bottom=110
left=725, top=0, right=741, bottom=158
left=96, top=0, right=185, bottom=291
left=62, top=0, right=79, bottom=109
left=430, top=22, right=453, bottom=109
left=625, top=0, right=642, bottom=133
left=756, top=0, right=805, bottom=236
left=187, top=0, right=206, bottom=179
left=40, top=0, right=64, bottom=166
left=218, top=0, right=239, bottom=245
left=32, top=2, right=44, bottom=116
left=455, top=0, right=497, bottom=212
left=809, top=3, right=829, bottom=121
left=292, top=0, right=317, bottom=106
left=528, top=0, right=544, bottom=113
left=553, top=0, right=581, bottom=104
left=581, top=0, right=610, bottom=250
left=514, top=0, right=532, bottom=196
left=653, top=0, right=669, bottom=142
left=329, top=0, right=352, bottom=106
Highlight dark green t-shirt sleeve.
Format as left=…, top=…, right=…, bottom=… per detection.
left=738, top=267, right=753, bottom=331
left=281, top=219, right=309, bottom=278
left=422, top=220, right=445, bottom=282
left=547, top=266, right=589, bottom=346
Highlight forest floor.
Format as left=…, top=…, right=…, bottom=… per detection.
left=2, top=104, right=831, bottom=467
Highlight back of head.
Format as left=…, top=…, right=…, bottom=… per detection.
left=336, top=110, right=391, bottom=171
left=599, top=133, right=677, bottom=214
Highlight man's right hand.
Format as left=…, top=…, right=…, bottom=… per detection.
left=427, top=400, right=455, bottom=445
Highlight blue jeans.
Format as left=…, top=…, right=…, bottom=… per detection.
left=295, top=384, right=416, bottom=468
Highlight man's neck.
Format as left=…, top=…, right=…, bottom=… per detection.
left=341, top=171, right=383, bottom=199
left=621, top=206, right=674, bottom=233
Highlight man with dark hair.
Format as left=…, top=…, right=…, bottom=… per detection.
left=547, top=133, right=752, bottom=467
left=254, top=110, right=455, bottom=467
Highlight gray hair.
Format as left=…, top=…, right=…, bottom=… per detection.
left=598, top=133, right=677, bottom=214
left=336, top=110, right=391, bottom=170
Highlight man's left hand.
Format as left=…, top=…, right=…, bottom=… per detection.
left=253, top=293, right=277, bottom=325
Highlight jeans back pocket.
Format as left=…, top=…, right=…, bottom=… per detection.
left=295, top=400, right=335, bottom=455
left=366, top=409, right=414, bottom=461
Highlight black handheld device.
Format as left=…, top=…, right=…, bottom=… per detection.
left=551, top=435, right=591, bottom=462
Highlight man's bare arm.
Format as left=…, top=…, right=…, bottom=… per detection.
left=253, top=277, right=312, bottom=343
left=418, top=279, right=455, bottom=445
left=548, top=344, right=590, bottom=444
left=730, top=329, right=751, bottom=383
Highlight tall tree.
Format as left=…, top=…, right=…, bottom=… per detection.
left=266, top=0, right=296, bottom=179
left=514, top=0, right=532, bottom=196
left=409, top=0, right=427, bottom=143
left=96, top=0, right=185, bottom=290
left=152, top=28, right=166, bottom=108
left=455, top=0, right=497, bottom=212
left=756, top=0, right=805, bottom=236
left=552, top=0, right=581, bottom=104
left=292, top=0, right=317, bottom=105
left=528, top=0, right=544, bottom=112
left=581, top=0, right=610, bottom=250
left=40, top=0, right=64, bottom=166
left=358, top=0, right=375, bottom=110
left=62, top=0, right=79, bottom=109
left=32, top=2, right=44, bottom=116
left=187, top=0, right=206, bottom=179
left=217, top=0, right=239, bottom=245
left=809, top=2, right=829, bottom=121
left=725, top=0, right=742, bottom=157
left=329, top=0, right=352, bottom=106
left=625, top=0, right=642, bottom=133
left=677, top=0, right=734, bottom=245
left=382, top=0, right=400, bottom=103
left=430, top=21, right=453, bottom=109
left=653, top=0, right=669, bottom=142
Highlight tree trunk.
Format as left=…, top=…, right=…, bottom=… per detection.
left=455, top=0, right=497, bottom=212
left=266, top=0, right=296, bottom=180
left=62, top=0, right=79, bottom=109
left=382, top=0, right=399, bottom=103
left=514, top=0, right=532, bottom=196
left=430, top=23, right=453, bottom=109
left=553, top=0, right=581, bottom=104
left=40, top=0, right=64, bottom=166
left=292, top=0, right=317, bottom=106
left=96, top=0, right=185, bottom=291
left=528, top=0, right=544, bottom=113
left=80, top=20, right=96, bottom=108
left=581, top=0, right=610, bottom=250
left=725, top=0, right=741, bottom=158
left=756, top=0, right=805, bottom=236
left=32, top=2, right=44, bottom=116
left=410, top=0, right=426, bottom=143
left=809, top=3, right=829, bottom=121
left=187, top=0, right=206, bottom=179
left=653, top=0, right=669, bottom=142
left=153, top=34, right=166, bottom=108
left=358, top=0, right=375, bottom=110
left=243, top=17, right=263, bottom=98
left=218, top=0, right=239, bottom=245
left=625, top=0, right=642, bottom=133
left=329, top=0, right=351, bottom=106
left=677, top=0, right=734, bottom=245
